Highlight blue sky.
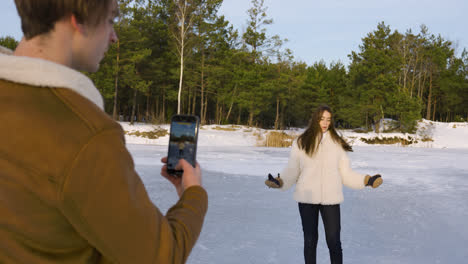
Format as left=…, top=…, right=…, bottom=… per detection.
left=1, top=0, right=467, bottom=66
left=219, top=0, right=468, bottom=66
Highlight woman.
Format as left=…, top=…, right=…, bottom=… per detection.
left=265, top=105, right=382, bottom=264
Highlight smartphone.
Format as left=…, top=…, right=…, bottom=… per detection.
left=167, top=115, right=200, bottom=177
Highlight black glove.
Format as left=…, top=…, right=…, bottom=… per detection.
left=364, top=174, right=383, bottom=188
left=265, top=173, right=283, bottom=188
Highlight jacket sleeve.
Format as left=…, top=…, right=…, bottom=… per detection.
left=280, top=140, right=301, bottom=190
left=58, top=128, right=208, bottom=264
left=338, top=151, right=365, bottom=190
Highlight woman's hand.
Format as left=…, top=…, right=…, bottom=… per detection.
left=265, top=173, right=283, bottom=188
left=364, top=174, right=383, bottom=188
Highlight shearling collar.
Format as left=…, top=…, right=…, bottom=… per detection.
left=0, top=46, right=104, bottom=110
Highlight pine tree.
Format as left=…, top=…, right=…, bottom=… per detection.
left=0, top=36, right=18, bottom=50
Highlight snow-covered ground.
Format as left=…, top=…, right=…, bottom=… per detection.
left=121, top=119, right=468, bottom=149
left=121, top=120, right=468, bottom=263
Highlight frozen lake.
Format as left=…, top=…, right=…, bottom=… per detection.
left=128, top=144, right=468, bottom=264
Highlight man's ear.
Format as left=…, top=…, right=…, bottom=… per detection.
left=70, top=14, right=87, bottom=36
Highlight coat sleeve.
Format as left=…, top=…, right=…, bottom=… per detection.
left=58, top=128, right=208, bottom=264
left=280, top=140, right=301, bottom=190
left=338, top=151, right=366, bottom=190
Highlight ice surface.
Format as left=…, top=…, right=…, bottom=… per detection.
left=128, top=144, right=468, bottom=264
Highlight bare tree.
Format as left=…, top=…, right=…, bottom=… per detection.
left=168, top=0, right=202, bottom=114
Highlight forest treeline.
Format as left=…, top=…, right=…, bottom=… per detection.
left=2, top=0, right=467, bottom=132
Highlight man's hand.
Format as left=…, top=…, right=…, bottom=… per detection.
left=161, top=157, right=202, bottom=197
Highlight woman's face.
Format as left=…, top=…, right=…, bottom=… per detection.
left=319, top=110, right=332, bottom=132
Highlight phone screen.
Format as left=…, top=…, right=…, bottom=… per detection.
left=167, top=115, right=199, bottom=175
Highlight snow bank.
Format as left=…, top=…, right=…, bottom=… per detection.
left=120, top=119, right=468, bottom=149
left=342, top=119, right=468, bottom=149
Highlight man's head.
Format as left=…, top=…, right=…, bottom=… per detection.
left=14, top=0, right=119, bottom=72
left=15, top=0, right=117, bottom=40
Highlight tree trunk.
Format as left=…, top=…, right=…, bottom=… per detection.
left=225, top=83, right=237, bottom=122
left=200, top=52, right=205, bottom=124
left=280, top=102, right=286, bottom=130
left=137, top=103, right=141, bottom=123
left=365, top=111, right=369, bottom=130
left=177, top=12, right=185, bottom=115
left=274, top=97, right=280, bottom=130
left=162, top=86, right=166, bottom=121
left=112, top=38, right=120, bottom=120
left=187, top=85, right=191, bottom=114
left=400, top=40, right=407, bottom=91
left=432, top=97, right=436, bottom=121
left=155, top=96, right=159, bottom=123
left=219, top=105, right=223, bottom=124
left=130, top=88, right=138, bottom=125
left=248, top=110, right=254, bottom=127
left=403, top=63, right=408, bottom=92
left=410, top=53, right=419, bottom=97
left=420, top=70, right=427, bottom=99
left=425, top=73, right=432, bottom=120
left=225, top=97, right=234, bottom=123
left=418, top=63, right=427, bottom=99
left=146, top=94, right=150, bottom=122
left=178, top=55, right=184, bottom=114
left=192, top=86, right=196, bottom=115
left=203, top=95, right=208, bottom=124
left=181, top=88, right=184, bottom=114
left=215, top=98, right=219, bottom=124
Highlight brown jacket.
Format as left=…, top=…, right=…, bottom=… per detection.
left=0, top=50, right=208, bottom=263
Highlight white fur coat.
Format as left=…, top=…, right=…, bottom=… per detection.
left=281, top=132, right=365, bottom=205
left=0, top=46, right=103, bottom=110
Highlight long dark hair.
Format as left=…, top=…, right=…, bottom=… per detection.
left=297, top=105, right=352, bottom=156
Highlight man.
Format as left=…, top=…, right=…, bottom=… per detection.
left=0, top=0, right=208, bottom=263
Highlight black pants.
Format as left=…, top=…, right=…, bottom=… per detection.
left=298, top=203, right=342, bottom=264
